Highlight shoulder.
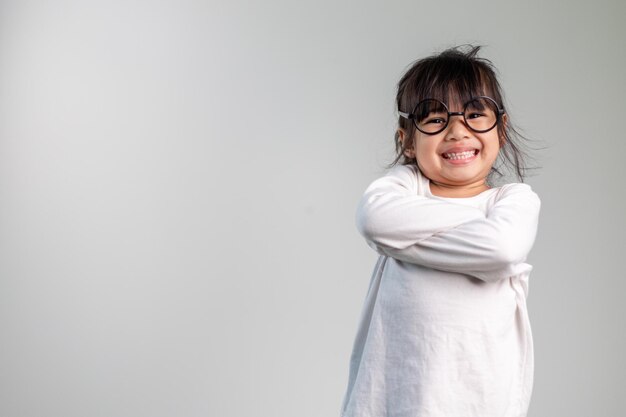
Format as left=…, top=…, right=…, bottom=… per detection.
left=498, top=182, right=539, bottom=195
left=494, top=182, right=541, bottom=208
left=366, top=164, right=419, bottom=192
left=386, top=163, right=419, bottom=179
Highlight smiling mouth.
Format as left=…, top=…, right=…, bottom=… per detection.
left=441, top=149, right=479, bottom=160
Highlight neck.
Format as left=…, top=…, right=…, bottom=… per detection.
left=429, top=181, right=490, bottom=198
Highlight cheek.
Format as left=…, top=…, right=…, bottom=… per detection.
left=414, top=141, right=439, bottom=163
left=483, top=143, right=501, bottom=161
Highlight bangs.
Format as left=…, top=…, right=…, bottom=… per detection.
left=422, top=67, right=493, bottom=109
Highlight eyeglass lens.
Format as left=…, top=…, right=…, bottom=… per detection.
left=414, top=97, right=499, bottom=134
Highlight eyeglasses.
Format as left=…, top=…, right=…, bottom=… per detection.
left=398, top=96, right=505, bottom=135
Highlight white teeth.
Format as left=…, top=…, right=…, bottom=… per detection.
left=443, top=150, right=476, bottom=160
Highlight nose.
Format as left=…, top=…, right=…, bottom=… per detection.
left=444, top=113, right=471, bottom=140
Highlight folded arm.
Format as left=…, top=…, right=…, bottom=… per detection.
left=356, top=166, right=541, bottom=282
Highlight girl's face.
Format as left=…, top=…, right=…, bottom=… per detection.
left=400, top=104, right=505, bottom=198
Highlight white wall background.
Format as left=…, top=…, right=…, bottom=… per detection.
left=1, top=1, right=624, bottom=416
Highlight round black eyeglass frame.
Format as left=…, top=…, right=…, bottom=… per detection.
left=398, top=96, right=506, bottom=135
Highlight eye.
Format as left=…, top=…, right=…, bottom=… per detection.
left=424, top=117, right=446, bottom=124
left=421, top=112, right=447, bottom=124
left=467, top=112, right=486, bottom=119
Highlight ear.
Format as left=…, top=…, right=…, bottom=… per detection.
left=499, top=113, right=508, bottom=146
left=397, top=128, right=415, bottom=158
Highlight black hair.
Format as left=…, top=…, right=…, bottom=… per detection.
left=387, top=44, right=541, bottom=184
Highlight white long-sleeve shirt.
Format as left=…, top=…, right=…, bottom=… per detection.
left=340, top=164, right=541, bottom=417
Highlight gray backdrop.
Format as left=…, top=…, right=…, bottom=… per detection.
left=1, top=1, right=624, bottom=416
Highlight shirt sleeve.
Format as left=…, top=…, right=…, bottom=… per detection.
left=355, top=166, right=541, bottom=283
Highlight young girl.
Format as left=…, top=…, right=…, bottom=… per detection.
left=340, top=46, right=541, bottom=417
